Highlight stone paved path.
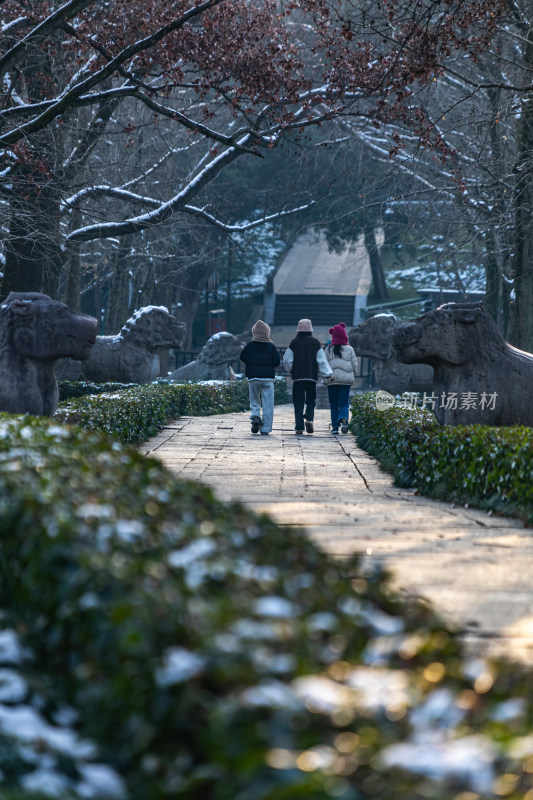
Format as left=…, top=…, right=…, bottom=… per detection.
left=140, top=404, right=533, bottom=663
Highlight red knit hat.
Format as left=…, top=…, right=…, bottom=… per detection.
left=329, top=322, right=348, bottom=345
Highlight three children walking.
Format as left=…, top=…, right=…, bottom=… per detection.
left=241, top=317, right=358, bottom=436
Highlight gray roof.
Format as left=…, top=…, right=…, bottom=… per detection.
left=273, top=229, right=371, bottom=296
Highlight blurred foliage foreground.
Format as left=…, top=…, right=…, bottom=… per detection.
left=1, top=384, right=533, bottom=799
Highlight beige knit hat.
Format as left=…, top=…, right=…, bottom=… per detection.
left=297, top=318, right=313, bottom=333
left=252, top=320, right=271, bottom=342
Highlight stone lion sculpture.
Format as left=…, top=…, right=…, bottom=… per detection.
left=392, top=301, right=533, bottom=425
left=56, top=305, right=186, bottom=384
left=169, top=331, right=244, bottom=381
left=349, top=313, right=433, bottom=395
left=0, top=292, right=98, bottom=415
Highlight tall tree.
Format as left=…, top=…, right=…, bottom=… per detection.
left=0, top=0, right=505, bottom=307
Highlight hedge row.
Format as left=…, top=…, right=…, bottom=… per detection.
left=3, top=414, right=533, bottom=799
left=57, top=380, right=137, bottom=400
left=350, top=392, right=533, bottom=523
left=55, top=377, right=289, bottom=443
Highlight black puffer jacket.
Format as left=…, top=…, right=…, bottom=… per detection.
left=240, top=341, right=280, bottom=379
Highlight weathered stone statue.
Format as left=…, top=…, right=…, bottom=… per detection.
left=392, top=302, right=533, bottom=425
left=169, top=332, right=244, bottom=381
left=57, top=305, right=186, bottom=384
left=349, top=313, right=433, bottom=394
left=0, top=292, right=97, bottom=415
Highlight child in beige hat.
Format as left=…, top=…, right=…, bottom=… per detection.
left=282, top=319, right=334, bottom=434
left=240, top=320, right=280, bottom=435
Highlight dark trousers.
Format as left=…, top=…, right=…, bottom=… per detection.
left=292, top=380, right=316, bottom=430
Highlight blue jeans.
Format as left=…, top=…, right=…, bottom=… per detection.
left=249, top=379, right=274, bottom=433
left=328, top=384, right=351, bottom=430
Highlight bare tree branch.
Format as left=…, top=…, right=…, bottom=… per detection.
left=0, top=0, right=227, bottom=147
left=67, top=133, right=249, bottom=242
left=181, top=200, right=317, bottom=231
left=0, top=0, right=95, bottom=77
left=132, top=90, right=263, bottom=156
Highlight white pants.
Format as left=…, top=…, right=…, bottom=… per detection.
left=248, top=379, right=274, bottom=433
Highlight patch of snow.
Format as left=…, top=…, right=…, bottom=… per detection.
left=490, top=697, right=526, bottom=723
left=45, top=425, right=70, bottom=438
left=233, top=562, right=278, bottom=584
left=346, top=667, right=410, bottom=712
left=379, top=735, right=496, bottom=794
left=410, top=688, right=463, bottom=730
left=76, top=504, right=114, bottom=521
left=363, top=605, right=404, bottom=636
left=230, top=619, right=281, bottom=640
left=168, top=538, right=217, bottom=568
left=0, top=703, right=96, bottom=758
left=0, top=669, right=27, bottom=703
left=20, top=767, right=71, bottom=797
left=254, top=596, right=295, bottom=618
left=126, top=306, right=168, bottom=326
left=292, top=675, right=353, bottom=714
left=241, top=680, right=301, bottom=710
left=78, top=593, right=100, bottom=610
left=155, top=647, right=206, bottom=688
left=0, top=630, right=24, bottom=664
left=115, top=519, right=145, bottom=542
left=76, top=763, right=126, bottom=798
left=307, top=613, right=338, bottom=632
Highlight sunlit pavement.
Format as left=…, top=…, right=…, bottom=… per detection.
left=141, top=404, right=533, bottom=663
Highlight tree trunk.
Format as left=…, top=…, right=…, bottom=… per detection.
left=64, top=207, right=82, bottom=311
left=509, top=34, right=533, bottom=351
left=106, top=236, right=133, bottom=333
left=173, top=259, right=216, bottom=350
left=2, top=46, right=65, bottom=301
left=2, top=177, right=62, bottom=299
left=363, top=225, right=388, bottom=302
left=484, top=228, right=502, bottom=328
left=41, top=184, right=63, bottom=299
left=484, top=88, right=504, bottom=329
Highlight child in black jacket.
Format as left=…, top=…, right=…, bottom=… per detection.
left=240, top=320, right=280, bottom=435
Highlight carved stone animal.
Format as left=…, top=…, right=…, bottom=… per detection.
left=169, top=332, right=244, bottom=381
left=57, top=305, right=186, bottom=384
left=0, top=292, right=97, bottom=416
left=392, top=302, right=533, bottom=426
left=348, top=313, right=433, bottom=394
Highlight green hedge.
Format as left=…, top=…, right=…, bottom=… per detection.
left=350, top=392, right=533, bottom=523
left=58, top=380, right=137, bottom=400
left=55, top=378, right=289, bottom=443
left=3, top=414, right=533, bottom=799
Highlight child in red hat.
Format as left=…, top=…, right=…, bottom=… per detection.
left=324, top=323, right=358, bottom=434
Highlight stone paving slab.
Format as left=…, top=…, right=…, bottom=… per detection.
left=140, top=404, right=533, bottom=663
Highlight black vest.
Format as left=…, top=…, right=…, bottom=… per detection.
left=288, top=333, right=321, bottom=381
